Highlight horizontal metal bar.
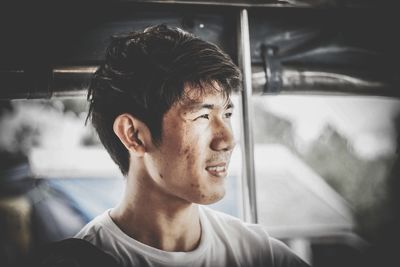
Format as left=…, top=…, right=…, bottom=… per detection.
left=0, top=66, right=97, bottom=100
left=252, top=68, right=400, bottom=98
left=120, top=0, right=299, bottom=8
left=119, top=0, right=386, bottom=8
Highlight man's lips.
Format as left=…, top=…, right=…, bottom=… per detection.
left=205, top=163, right=227, bottom=176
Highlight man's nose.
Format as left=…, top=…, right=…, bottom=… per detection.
left=210, top=120, right=236, bottom=152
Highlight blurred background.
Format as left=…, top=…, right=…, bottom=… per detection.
left=1, top=94, right=398, bottom=266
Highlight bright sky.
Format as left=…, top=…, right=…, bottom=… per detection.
left=259, top=95, right=400, bottom=159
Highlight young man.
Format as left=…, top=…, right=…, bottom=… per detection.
left=75, top=25, right=309, bottom=267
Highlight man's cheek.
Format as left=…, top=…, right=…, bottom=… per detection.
left=182, top=146, right=196, bottom=165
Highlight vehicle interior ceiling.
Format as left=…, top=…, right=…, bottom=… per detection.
left=0, top=1, right=399, bottom=267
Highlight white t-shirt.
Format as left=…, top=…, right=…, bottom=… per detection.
left=75, top=206, right=308, bottom=267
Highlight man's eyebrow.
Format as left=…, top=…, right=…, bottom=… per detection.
left=225, top=102, right=234, bottom=109
left=184, top=103, right=214, bottom=113
left=184, top=101, right=234, bottom=113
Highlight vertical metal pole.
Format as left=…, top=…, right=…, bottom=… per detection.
left=237, top=9, right=258, bottom=223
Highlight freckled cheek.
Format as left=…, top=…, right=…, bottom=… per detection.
left=176, top=128, right=199, bottom=155
left=181, top=146, right=197, bottom=167
left=165, top=126, right=208, bottom=171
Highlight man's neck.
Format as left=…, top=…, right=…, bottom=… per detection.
left=110, top=172, right=202, bottom=252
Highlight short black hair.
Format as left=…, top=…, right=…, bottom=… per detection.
left=86, top=24, right=241, bottom=176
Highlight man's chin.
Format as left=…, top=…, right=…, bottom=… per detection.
left=195, top=190, right=226, bottom=205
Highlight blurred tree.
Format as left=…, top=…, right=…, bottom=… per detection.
left=253, top=99, right=397, bottom=244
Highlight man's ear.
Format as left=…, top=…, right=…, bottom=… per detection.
left=113, top=114, right=148, bottom=157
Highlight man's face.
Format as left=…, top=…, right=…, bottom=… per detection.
left=143, top=84, right=235, bottom=204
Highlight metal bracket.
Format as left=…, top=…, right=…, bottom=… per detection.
left=261, top=44, right=282, bottom=93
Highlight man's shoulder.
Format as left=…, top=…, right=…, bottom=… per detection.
left=74, top=209, right=112, bottom=241
left=269, top=238, right=310, bottom=267
left=199, top=206, right=270, bottom=247
left=199, top=206, right=310, bottom=267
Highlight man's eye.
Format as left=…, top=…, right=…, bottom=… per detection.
left=225, top=112, right=233, bottom=119
left=196, top=114, right=209, bottom=120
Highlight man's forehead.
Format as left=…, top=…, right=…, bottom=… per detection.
left=178, top=83, right=232, bottom=109
left=178, top=91, right=232, bottom=111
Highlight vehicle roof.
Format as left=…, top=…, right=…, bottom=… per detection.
left=0, top=1, right=398, bottom=99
